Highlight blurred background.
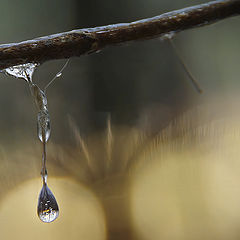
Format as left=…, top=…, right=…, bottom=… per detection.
left=0, top=0, right=240, bottom=239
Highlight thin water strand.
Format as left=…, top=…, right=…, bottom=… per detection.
left=41, top=168, right=48, bottom=185
left=41, top=140, right=47, bottom=185
left=30, top=84, right=48, bottom=111
left=37, top=184, right=59, bottom=223
left=1, top=63, right=38, bottom=82
left=44, top=59, right=69, bottom=91
left=169, top=39, right=203, bottom=94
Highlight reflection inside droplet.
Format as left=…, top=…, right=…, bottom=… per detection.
left=37, top=110, right=51, bottom=142
left=37, top=184, right=59, bottom=223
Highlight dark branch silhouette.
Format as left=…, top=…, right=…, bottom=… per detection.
left=0, top=0, right=239, bottom=70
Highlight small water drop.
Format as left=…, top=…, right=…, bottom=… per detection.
left=56, top=72, right=62, bottom=78
left=37, top=110, right=51, bottom=142
left=2, top=63, right=38, bottom=82
left=37, top=184, right=59, bottom=223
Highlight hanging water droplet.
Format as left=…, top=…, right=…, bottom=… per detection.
left=37, top=184, right=59, bottom=223
left=56, top=72, right=62, bottom=78
left=37, top=110, right=51, bottom=142
left=2, top=63, right=38, bottom=82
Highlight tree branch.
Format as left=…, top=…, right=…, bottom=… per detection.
left=0, top=0, right=239, bottom=70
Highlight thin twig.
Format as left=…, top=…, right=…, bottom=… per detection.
left=0, top=0, right=239, bottom=70
left=169, top=39, right=203, bottom=93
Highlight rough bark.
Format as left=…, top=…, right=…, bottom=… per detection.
left=0, top=0, right=239, bottom=70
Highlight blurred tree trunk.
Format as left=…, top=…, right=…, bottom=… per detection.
left=91, top=174, right=134, bottom=240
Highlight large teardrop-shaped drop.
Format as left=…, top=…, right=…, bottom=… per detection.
left=37, top=184, right=59, bottom=223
